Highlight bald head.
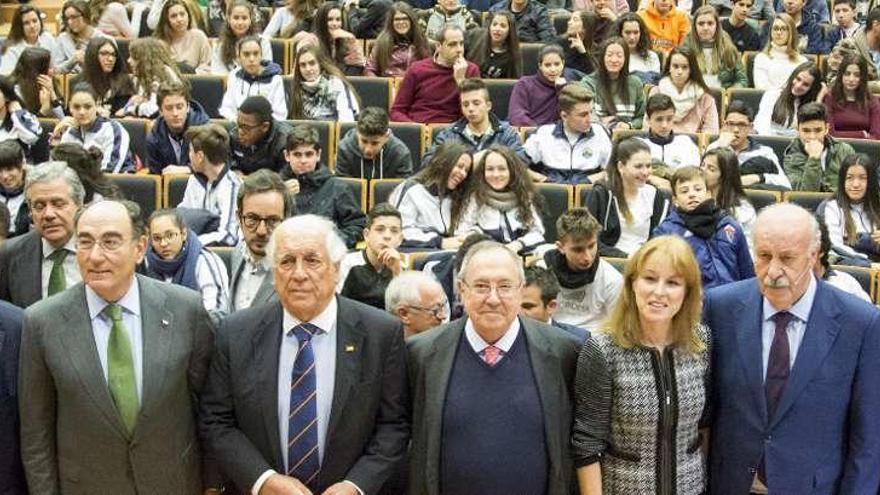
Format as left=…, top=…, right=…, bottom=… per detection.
left=753, top=203, right=820, bottom=254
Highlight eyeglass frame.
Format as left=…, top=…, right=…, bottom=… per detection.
left=406, top=301, right=449, bottom=320
left=75, top=234, right=131, bottom=253
left=150, top=230, right=182, bottom=245
left=460, top=280, right=522, bottom=298
left=240, top=213, right=283, bottom=231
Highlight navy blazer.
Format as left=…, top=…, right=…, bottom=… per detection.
left=0, top=300, right=25, bottom=494
left=704, top=278, right=880, bottom=494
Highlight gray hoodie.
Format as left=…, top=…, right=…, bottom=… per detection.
left=334, top=127, right=414, bottom=180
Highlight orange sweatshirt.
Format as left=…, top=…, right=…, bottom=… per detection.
left=638, top=3, right=690, bottom=53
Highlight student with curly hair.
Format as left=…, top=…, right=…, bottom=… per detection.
left=122, top=37, right=184, bottom=118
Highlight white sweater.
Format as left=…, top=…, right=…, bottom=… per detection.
left=454, top=198, right=546, bottom=251
left=752, top=47, right=807, bottom=91
left=0, top=33, right=62, bottom=76
left=219, top=66, right=287, bottom=121
left=536, top=257, right=623, bottom=331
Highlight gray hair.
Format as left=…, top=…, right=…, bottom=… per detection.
left=385, top=271, right=443, bottom=313
left=753, top=203, right=821, bottom=252
left=25, top=161, right=86, bottom=207
left=457, top=240, right=525, bottom=283
left=266, top=214, right=348, bottom=267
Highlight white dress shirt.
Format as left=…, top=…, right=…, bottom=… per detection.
left=41, top=237, right=81, bottom=299
left=761, top=273, right=817, bottom=378
left=464, top=317, right=521, bottom=363
left=233, top=245, right=271, bottom=311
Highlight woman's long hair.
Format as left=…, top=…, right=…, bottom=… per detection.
left=0, top=77, right=23, bottom=130
left=614, top=13, right=650, bottom=59
left=51, top=142, right=122, bottom=203
left=155, top=0, right=194, bottom=43
left=3, top=5, right=45, bottom=53
left=219, top=0, right=263, bottom=68
left=829, top=54, right=871, bottom=111
left=371, top=2, right=429, bottom=76
left=129, top=38, right=184, bottom=95
left=683, top=6, right=740, bottom=77
left=771, top=61, right=821, bottom=127
left=662, top=45, right=711, bottom=93
left=595, top=37, right=631, bottom=117
left=60, top=0, right=91, bottom=38
left=762, top=13, right=801, bottom=62
left=835, top=153, right=880, bottom=245
left=469, top=145, right=539, bottom=227
left=466, top=11, right=522, bottom=78
left=11, top=47, right=53, bottom=113
left=702, top=147, right=749, bottom=214
left=606, top=137, right=651, bottom=224
left=414, top=141, right=473, bottom=231
left=82, top=37, right=134, bottom=102
left=313, top=2, right=353, bottom=69
left=288, top=44, right=360, bottom=119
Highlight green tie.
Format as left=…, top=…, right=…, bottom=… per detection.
left=47, top=249, right=68, bottom=296
left=105, top=303, right=139, bottom=434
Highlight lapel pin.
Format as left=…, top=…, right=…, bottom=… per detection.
left=345, top=344, right=356, bottom=353
left=161, top=319, right=169, bottom=327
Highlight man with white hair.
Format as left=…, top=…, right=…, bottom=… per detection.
left=406, top=240, right=581, bottom=495
left=200, top=214, right=409, bottom=495
left=385, top=271, right=449, bottom=337
left=704, top=203, right=880, bottom=494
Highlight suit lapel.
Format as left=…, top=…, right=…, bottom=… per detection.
left=253, top=302, right=285, bottom=469
left=735, top=288, right=768, bottom=421
left=423, top=319, right=464, bottom=494
left=522, top=320, right=564, bottom=484
left=769, top=284, right=842, bottom=428
left=325, top=297, right=365, bottom=447
left=16, top=232, right=43, bottom=305
left=254, top=273, right=276, bottom=306
left=58, top=285, right=129, bottom=438
left=136, top=277, right=174, bottom=435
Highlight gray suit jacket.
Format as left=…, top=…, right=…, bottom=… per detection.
left=406, top=316, right=581, bottom=495
left=18, top=275, right=215, bottom=495
left=0, top=230, right=43, bottom=308
left=199, top=296, right=409, bottom=495
left=228, top=246, right=276, bottom=311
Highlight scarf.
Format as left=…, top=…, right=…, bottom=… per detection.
left=301, top=75, right=336, bottom=120
left=144, top=228, right=203, bottom=291
left=677, top=199, right=723, bottom=239
left=543, top=248, right=600, bottom=289
left=658, top=78, right=704, bottom=122
left=0, top=183, right=23, bottom=200
left=484, top=188, right=518, bottom=212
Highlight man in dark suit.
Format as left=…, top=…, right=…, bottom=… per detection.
left=0, top=300, right=25, bottom=495
left=229, top=169, right=295, bottom=312
left=407, top=241, right=581, bottom=495
left=18, top=200, right=215, bottom=494
left=0, top=162, right=84, bottom=308
left=200, top=214, right=409, bottom=495
left=704, top=203, right=880, bottom=495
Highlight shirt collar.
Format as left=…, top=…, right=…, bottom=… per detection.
left=464, top=317, right=521, bottom=353
left=762, top=272, right=817, bottom=324
left=42, top=236, right=77, bottom=259
left=239, top=241, right=270, bottom=272
left=283, top=296, right=338, bottom=336
left=85, top=276, right=141, bottom=320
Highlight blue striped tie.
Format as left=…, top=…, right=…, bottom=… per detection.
left=287, top=322, right=322, bottom=488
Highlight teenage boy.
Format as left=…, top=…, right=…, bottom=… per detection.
left=776, top=0, right=831, bottom=23
left=489, top=0, right=555, bottom=42
left=424, top=78, right=527, bottom=166
left=639, top=94, right=701, bottom=169
left=180, top=123, right=242, bottom=246
left=229, top=95, right=292, bottom=175
left=653, top=166, right=754, bottom=290
left=146, top=81, right=210, bottom=175
left=833, top=0, right=861, bottom=38
left=535, top=208, right=622, bottom=332
left=337, top=203, right=407, bottom=309
left=520, top=265, right=589, bottom=342
left=770, top=0, right=840, bottom=53
left=707, top=100, right=792, bottom=189
left=336, top=106, right=413, bottom=179
left=638, top=0, right=690, bottom=54
left=784, top=102, right=855, bottom=192
left=0, top=141, right=28, bottom=238
left=280, top=124, right=366, bottom=247
left=721, top=0, right=764, bottom=52
left=524, top=84, right=612, bottom=184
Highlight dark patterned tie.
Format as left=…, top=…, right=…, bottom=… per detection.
left=765, top=311, right=794, bottom=417
left=287, top=322, right=322, bottom=489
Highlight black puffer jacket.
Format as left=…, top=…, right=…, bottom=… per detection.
left=230, top=119, right=292, bottom=175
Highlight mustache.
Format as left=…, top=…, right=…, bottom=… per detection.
left=763, top=276, right=791, bottom=288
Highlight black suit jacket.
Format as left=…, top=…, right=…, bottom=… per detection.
left=0, top=300, right=25, bottom=495
left=0, top=231, right=42, bottom=308
left=199, top=296, right=409, bottom=495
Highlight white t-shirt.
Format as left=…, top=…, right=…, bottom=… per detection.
left=615, top=185, right=656, bottom=256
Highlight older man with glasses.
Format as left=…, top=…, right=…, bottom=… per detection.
left=385, top=270, right=449, bottom=337
left=406, top=240, right=581, bottom=495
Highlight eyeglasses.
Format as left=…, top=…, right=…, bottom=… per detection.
left=461, top=280, right=522, bottom=298
left=236, top=121, right=265, bottom=132
left=150, top=231, right=181, bottom=245
left=241, top=213, right=282, bottom=231
left=407, top=302, right=448, bottom=320
left=76, top=236, right=128, bottom=252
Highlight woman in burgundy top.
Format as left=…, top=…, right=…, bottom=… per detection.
left=823, top=54, right=880, bottom=140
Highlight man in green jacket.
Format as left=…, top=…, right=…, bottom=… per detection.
left=783, top=102, right=855, bottom=192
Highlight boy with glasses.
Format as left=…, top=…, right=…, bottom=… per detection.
left=229, top=95, right=292, bottom=175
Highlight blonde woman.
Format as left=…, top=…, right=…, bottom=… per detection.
left=121, top=37, right=184, bottom=118
left=752, top=13, right=807, bottom=90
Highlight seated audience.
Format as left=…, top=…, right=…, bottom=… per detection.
left=50, top=142, right=122, bottom=204
left=12, top=47, right=64, bottom=119
left=390, top=24, right=479, bottom=123
left=824, top=54, right=880, bottom=139
left=121, top=37, right=185, bottom=118
left=555, top=11, right=597, bottom=76
left=219, top=35, right=286, bottom=122
left=721, top=0, right=763, bottom=52
left=585, top=137, right=671, bottom=257
left=287, top=44, right=360, bottom=121
left=144, top=208, right=230, bottom=323
left=146, top=81, right=210, bottom=175
left=685, top=6, right=748, bottom=89
left=56, top=83, right=134, bottom=173
left=616, top=13, right=662, bottom=84
left=335, top=106, right=413, bottom=179
left=833, top=0, right=860, bottom=39
left=700, top=146, right=757, bottom=244
left=753, top=14, right=808, bottom=90
left=524, top=84, right=612, bottom=184
left=819, top=153, right=880, bottom=265
left=389, top=141, right=473, bottom=248
left=455, top=146, right=546, bottom=254
left=520, top=265, right=589, bottom=341
left=337, top=203, right=406, bottom=309
left=280, top=124, right=366, bottom=247
left=653, top=166, right=754, bottom=289
left=489, top=0, right=555, bottom=43
left=638, top=94, right=701, bottom=170
left=154, top=0, right=211, bottom=73
left=708, top=100, right=792, bottom=189
left=754, top=61, right=822, bottom=136
left=179, top=123, right=242, bottom=246
left=262, top=0, right=316, bottom=38
left=229, top=95, right=292, bottom=175
left=467, top=11, right=521, bottom=79
left=346, top=0, right=394, bottom=39
left=0, top=142, right=28, bottom=238
left=56, top=0, right=106, bottom=74
left=535, top=207, right=623, bottom=332
left=589, top=0, right=623, bottom=45
left=509, top=44, right=580, bottom=127
left=384, top=270, right=448, bottom=338
left=0, top=76, right=44, bottom=164
left=649, top=46, right=720, bottom=134
left=90, top=0, right=136, bottom=39
left=79, top=37, right=134, bottom=117
left=773, top=0, right=839, bottom=54
left=210, top=0, right=273, bottom=75
left=582, top=37, right=646, bottom=131
left=638, top=0, right=690, bottom=53
left=784, top=102, right=855, bottom=192
left=422, top=0, right=480, bottom=41
left=0, top=5, right=61, bottom=76
left=313, top=1, right=367, bottom=75
left=426, top=78, right=526, bottom=165
left=364, top=2, right=431, bottom=77
left=815, top=216, right=872, bottom=301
